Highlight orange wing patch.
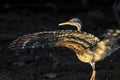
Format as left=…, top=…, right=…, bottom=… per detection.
left=55, top=41, right=85, bottom=53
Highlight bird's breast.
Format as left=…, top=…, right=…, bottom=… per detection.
left=55, top=41, right=95, bottom=63
left=75, top=48, right=94, bottom=63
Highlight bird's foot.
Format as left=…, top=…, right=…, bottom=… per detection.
left=90, top=70, right=96, bottom=80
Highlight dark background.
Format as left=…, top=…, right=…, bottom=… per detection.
left=0, top=0, right=120, bottom=80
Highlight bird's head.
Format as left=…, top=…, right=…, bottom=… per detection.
left=58, top=18, right=82, bottom=31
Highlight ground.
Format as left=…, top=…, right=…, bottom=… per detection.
left=0, top=0, right=120, bottom=80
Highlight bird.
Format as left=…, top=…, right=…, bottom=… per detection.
left=9, top=18, right=120, bottom=80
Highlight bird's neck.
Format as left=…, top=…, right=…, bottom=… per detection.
left=74, top=23, right=81, bottom=31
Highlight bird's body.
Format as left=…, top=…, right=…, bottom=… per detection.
left=9, top=18, right=120, bottom=80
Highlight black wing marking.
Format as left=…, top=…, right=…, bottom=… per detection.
left=9, top=30, right=99, bottom=50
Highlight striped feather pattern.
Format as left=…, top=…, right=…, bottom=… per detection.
left=9, top=30, right=99, bottom=50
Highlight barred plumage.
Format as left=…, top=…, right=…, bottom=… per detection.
left=9, top=30, right=99, bottom=50
left=9, top=18, right=120, bottom=80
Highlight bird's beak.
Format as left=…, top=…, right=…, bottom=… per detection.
left=58, top=21, right=72, bottom=26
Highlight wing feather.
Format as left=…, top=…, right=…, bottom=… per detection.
left=9, top=30, right=99, bottom=50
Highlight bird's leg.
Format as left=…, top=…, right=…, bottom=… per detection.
left=90, top=62, right=96, bottom=80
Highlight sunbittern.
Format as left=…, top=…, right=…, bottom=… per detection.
left=9, top=18, right=120, bottom=80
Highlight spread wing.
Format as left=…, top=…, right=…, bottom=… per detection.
left=100, top=29, right=120, bottom=53
left=9, top=30, right=99, bottom=51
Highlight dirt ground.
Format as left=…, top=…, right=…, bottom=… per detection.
left=0, top=1, right=120, bottom=80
